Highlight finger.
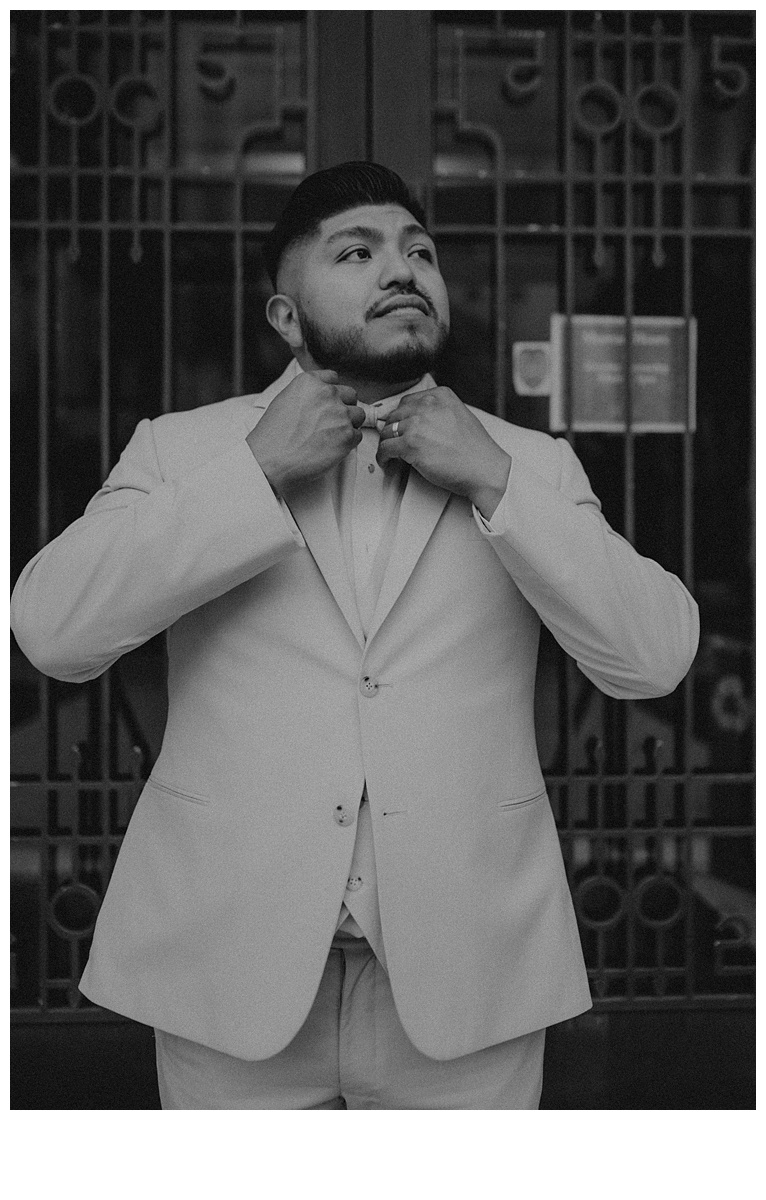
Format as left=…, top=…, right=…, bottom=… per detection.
left=379, top=398, right=419, bottom=427
left=378, top=407, right=403, bottom=428
left=376, top=435, right=409, bottom=466
left=312, top=369, right=339, bottom=383
left=336, top=386, right=359, bottom=405
left=378, top=417, right=409, bottom=441
left=348, top=405, right=366, bottom=429
left=395, top=388, right=434, bottom=408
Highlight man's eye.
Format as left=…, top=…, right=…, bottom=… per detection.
left=410, top=247, right=434, bottom=262
left=340, top=247, right=371, bottom=262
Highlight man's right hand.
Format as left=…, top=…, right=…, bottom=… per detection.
left=246, top=370, right=363, bottom=495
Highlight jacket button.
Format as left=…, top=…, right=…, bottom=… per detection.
left=346, top=876, right=363, bottom=891
left=334, top=805, right=355, bottom=826
left=360, top=676, right=379, bottom=697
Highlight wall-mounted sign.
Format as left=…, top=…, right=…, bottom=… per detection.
left=512, top=342, right=552, bottom=396
left=548, top=314, right=697, bottom=433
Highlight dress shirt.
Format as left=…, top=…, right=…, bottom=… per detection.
left=331, top=377, right=434, bottom=951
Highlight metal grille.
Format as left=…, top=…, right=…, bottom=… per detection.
left=11, top=11, right=754, bottom=1020
left=430, top=10, right=754, bottom=1008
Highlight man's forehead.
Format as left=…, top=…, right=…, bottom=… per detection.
left=317, top=204, right=430, bottom=241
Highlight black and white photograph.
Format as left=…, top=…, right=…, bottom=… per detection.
left=9, top=4, right=754, bottom=1152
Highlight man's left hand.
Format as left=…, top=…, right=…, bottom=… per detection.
left=377, top=386, right=512, bottom=520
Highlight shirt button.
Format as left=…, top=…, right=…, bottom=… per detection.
left=346, top=876, right=363, bottom=892
left=360, top=676, right=379, bottom=697
left=334, top=805, right=355, bottom=826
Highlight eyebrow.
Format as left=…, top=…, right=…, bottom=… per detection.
left=325, top=222, right=432, bottom=246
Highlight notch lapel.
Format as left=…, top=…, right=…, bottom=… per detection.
left=280, top=474, right=366, bottom=649
left=229, top=373, right=365, bottom=648
left=366, top=468, right=451, bottom=644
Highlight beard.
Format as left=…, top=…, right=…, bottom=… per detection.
left=297, top=303, right=450, bottom=385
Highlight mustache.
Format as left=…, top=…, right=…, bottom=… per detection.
left=366, top=285, right=436, bottom=321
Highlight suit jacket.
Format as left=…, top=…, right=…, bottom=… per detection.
left=10, top=361, right=699, bottom=1060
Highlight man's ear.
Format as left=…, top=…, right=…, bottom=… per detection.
left=266, top=294, right=304, bottom=350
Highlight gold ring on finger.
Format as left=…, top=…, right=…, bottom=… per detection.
left=392, top=421, right=400, bottom=437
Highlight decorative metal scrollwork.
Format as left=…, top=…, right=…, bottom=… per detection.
left=634, top=19, right=682, bottom=269
left=576, top=874, right=626, bottom=930
left=48, top=72, right=101, bottom=126
left=110, top=75, right=163, bottom=133
left=573, top=15, right=625, bottom=269
left=710, top=673, right=753, bottom=736
left=196, top=52, right=237, bottom=101
left=707, top=36, right=751, bottom=106
left=632, top=81, right=682, bottom=139
left=48, top=882, right=101, bottom=939
left=47, top=67, right=104, bottom=261
left=574, top=79, right=624, bottom=138
left=501, top=31, right=545, bottom=102
left=633, top=873, right=685, bottom=929
left=714, top=915, right=754, bottom=976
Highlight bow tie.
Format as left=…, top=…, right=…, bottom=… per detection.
left=358, top=395, right=401, bottom=431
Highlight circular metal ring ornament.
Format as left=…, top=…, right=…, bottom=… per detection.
left=110, top=75, right=162, bottom=133
left=633, top=873, right=685, bottom=929
left=48, top=883, right=101, bottom=939
left=574, top=874, right=626, bottom=930
left=49, top=73, right=101, bottom=127
left=574, top=80, right=625, bottom=137
left=632, top=82, right=682, bottom=139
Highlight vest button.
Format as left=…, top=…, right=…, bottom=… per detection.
left=360, top=676, right=380, bottom=697
left=346, top=876, right=363, bottom=892
left=334, top=805, right=354, bottom=826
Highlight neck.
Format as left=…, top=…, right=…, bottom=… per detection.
left=335, top=375, right=422, bottom=405
left=293, top=350, right=421, bottom=403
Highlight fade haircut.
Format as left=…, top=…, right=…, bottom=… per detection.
left=261, top=161, right=428, bottom=289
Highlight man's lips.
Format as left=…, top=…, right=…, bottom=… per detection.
left=372, top=295, right=432, bottom=317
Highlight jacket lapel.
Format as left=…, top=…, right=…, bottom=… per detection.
left=281, top=474, right=367, bottom=649
left=232, top=365, right=366, bottom=648
left=233, top=360, right=450, bottom=648
left=366, top=468, right=451, bottom=644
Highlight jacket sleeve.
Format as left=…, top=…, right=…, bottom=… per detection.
left=10, top=418, right=305, bottom=684
left=473, top=435, right=699, bottom=698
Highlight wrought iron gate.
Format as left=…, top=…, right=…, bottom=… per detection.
left=11, top=11, right=754, bottom=1025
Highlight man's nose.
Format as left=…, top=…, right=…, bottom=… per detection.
left=378, top=249, right=416, bottom=289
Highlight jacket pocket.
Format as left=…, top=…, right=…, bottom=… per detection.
left=498, top=788, right=547, bottom=811
left=146, top=775, right=210, bottom=807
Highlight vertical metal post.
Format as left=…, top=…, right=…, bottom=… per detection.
left=680, top=10, right=696, bottom=998
left=562, top=12, right=576, bottom=794
left=314, top=11, right=368, bottom=168
left=98, top=14, right=111, bottom=790
left=162, top=11, right=173, bottom=415
left=37, top=12, right=52, bottom=1009
left=305, top=12, right=319, bottom=175
left=232, top=15, right=244, bottom=397
left=371, top=12, right=432, bottom=193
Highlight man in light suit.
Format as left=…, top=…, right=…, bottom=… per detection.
left=11, top=162, right=699, bottom=1109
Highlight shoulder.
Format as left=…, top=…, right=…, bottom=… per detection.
left=143, top=396, right=259, bottom=471
left=150, top=393, right=261, bottom=439
left=146, top=361, right=299, bottom=469
left=466, top=404, right=570, bottom=485
left=150, top=359, right=299, bottom=441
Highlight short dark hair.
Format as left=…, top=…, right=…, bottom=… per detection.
left=261, top=161, right=427, bottom=289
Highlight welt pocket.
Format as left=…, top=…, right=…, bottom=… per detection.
left=498, top=788, right=546, bottom=811
left=147, top=776, right=210, bottom=807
